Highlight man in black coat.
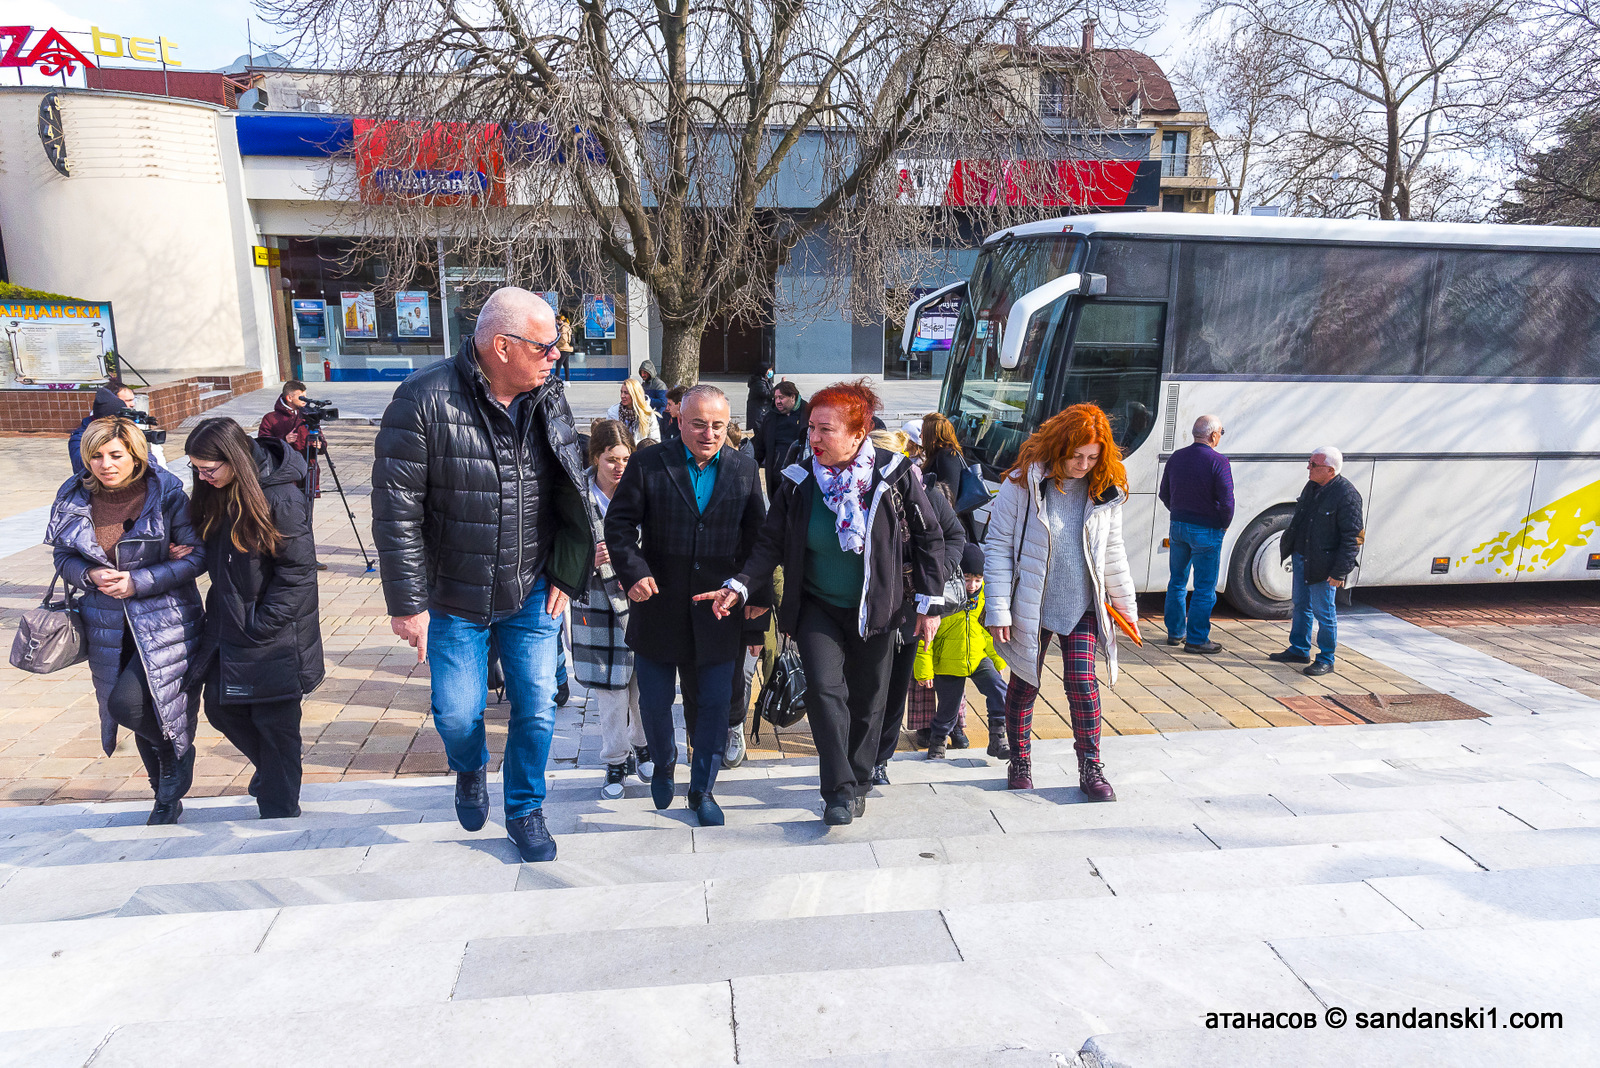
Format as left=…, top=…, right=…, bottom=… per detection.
left=68, top=381, right=136, bottom=476
left=604, top=384, right=769, bottom=826
left=372, top=287, right=593, bottom=863
left=1269, top=446, right=1364, bottom=678
left=754, top=381, right=805, bottom=491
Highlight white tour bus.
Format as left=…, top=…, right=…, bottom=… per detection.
left=904, top=213, right=1600, bottom=617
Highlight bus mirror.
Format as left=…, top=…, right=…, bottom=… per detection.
left=901, top=281, right=967, bottom=359
left=999, top=272, right=1084, bottom=369
left=1081, top=273, right=1107, bottom=296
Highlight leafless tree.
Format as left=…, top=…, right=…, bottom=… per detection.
left=262, top=0, right=1159, bottom=384
left=1196, top=0, right=1527, bottom=221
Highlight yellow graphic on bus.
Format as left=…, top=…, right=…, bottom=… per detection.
left=1459, top=478, right=1600, bottom=575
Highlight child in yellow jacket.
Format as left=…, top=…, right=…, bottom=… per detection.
left=916, top=544, right=1010, bottom=760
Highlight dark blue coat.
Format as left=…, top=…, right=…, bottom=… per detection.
left=47, top=466, right=206, bottom=756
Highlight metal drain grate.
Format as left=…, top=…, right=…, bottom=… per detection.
left=1327, top=693, right=1488, bottom=724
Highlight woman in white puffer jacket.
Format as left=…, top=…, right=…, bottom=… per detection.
left=983, top=403, right=1139, bottom=797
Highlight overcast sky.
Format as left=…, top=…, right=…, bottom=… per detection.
left=2, top=1, right=1212, bottom=82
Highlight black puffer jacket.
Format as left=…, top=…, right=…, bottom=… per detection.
left=185, top=439, right=324, bottom=704
left=732, top=448, right=946, bottom=638
left=49, top=465, right=206, bottom=755
left=371, top=340, right=593, bottom=623
left=1281, top=474, right=1365, bottom=584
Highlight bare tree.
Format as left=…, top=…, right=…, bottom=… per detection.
left=1197, top=0, right=1527, bottom=221
left=262, top=0, right=1158, bottom=384
left=1496, top=110, right=1600, bottom=224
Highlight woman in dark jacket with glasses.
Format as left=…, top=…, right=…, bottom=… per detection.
left=183, top=417, right=324, bottom=819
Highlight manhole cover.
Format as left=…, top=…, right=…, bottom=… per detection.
left=1327, top=693, right=1488, bottom=724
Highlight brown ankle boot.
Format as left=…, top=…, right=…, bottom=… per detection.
left=1079, top=757, right=1116, bottom=802
left=1006, top=755, right=1032, bottom=790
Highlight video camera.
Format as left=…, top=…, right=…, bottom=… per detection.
left=299, top=397, right=339, bottom=425
left=123, top=408, right=167, bottom=446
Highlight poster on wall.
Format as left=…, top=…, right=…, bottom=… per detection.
left=1, top=301, right=114, bottom=386
left=583, top=293, right=616, bottom=339
left=341, top=291, right=377, bottom=339
left=907, top=288, right=961, bottom=352
left=395, top=292, right=432, bottom=338
left=538, top=291, right=558, bottom=314
left=292, top=300, right=328, bottom=346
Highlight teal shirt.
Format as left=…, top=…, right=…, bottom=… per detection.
left=804, top=482, right=865, bottom=609
left=683, top=443, right=720, bottom=513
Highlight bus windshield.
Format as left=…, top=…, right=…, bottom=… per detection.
left=942, top=234, right=1084, bottom=475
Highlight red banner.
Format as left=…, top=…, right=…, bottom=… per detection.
left=353, top=119, right=507, bottom=207
left=898, top=158, right=1150, bottom=208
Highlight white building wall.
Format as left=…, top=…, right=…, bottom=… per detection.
left=0, top=88, right=264, bottom=378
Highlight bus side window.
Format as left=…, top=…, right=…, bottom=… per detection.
left=1063, top=301, right=1166, bottom=454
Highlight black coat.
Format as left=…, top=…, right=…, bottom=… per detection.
left=186, top=439, right=324, bottom=704
left=746, top=370, right=775, bottom=432
left=372, top=340, right=594, bottom=624
left=925, top=446, right=964, bottom=502
left=754, top=400, right=806, bottom=488
left=733, top=448, right=946, bottom=639
left=604, top=442, right=771, bottom=666
left=1281, top=474, right=1365, bottom=584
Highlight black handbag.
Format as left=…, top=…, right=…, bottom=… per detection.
left=953, top=462, right=993, bottom=514
left=10, top=569, right=88, bottom=674
left=750, top=637, right=807, bottom=741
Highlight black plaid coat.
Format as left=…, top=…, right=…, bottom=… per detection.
left=604, top=442, right=770, bottom=666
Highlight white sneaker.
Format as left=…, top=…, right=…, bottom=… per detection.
left=723, top=725, right=747, bottom=769
left=600, top=764, right=626, bottom=800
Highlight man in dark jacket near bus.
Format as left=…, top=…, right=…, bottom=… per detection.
left=1270, top=446, right=1363, bottom=678
left=372, top=287, right=593, bottom=864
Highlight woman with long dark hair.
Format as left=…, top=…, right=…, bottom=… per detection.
left=701, top=381, right=944, bottom=825
left=47, top=417, right=205, bottom=824
left=984, top=403, right=1139, bottom=797
left=183, top=417, right=324, bottom=819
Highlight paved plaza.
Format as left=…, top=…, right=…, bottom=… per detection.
left=2, top=397, right=1598, bottom=1063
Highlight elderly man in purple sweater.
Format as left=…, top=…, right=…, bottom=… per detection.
left=1159, top=414, right=1235, bottom=653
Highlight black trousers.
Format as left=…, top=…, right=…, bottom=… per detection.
left=203, top=662, right=303, bottom=818
left=875, top=621, right=918, bottom=766
left=796, top=597, right=894, bottom=806
left=109, top=631, right=179, bottom=792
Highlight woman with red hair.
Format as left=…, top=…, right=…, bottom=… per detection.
left=700, top=380, right=945, bottom=826
left=983, top=403, right=1139, bottom=797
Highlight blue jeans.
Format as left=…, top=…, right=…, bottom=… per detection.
left=635, top=654, right=735, bottom=797
left=1288, top=553, right=1339, bottom=664
left=1165, top=521, right=1225, bottom=645
left=428, top=578, right=560, bottom=820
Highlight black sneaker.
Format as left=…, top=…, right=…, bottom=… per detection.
left=914, top=728, right=931, bottom=748
left=949, top=726, right=970, bottom=749
left=1304, top=660, right=1335, bottom=677
left=870, top=763, right=890, bottom=786
left=1165, top=635, right=1183, bottom=646
left=634, top=745, right=654, bottom=781
left=1268, top=650, right=1314, bottom=665
left=146, top=799, right=182, bottom=826
left=1183, top=641, right=1223, bottom=655
left=601, top=763, right=627, bottom=801
left=455, top=766, right=490, bottom=832
left=555, top=680, right=570, bottom=707
left=507, top=810, right=557, bottom=862
left=822, top=800, right=853, bottom=826
left=927, top=734, right=948, bottom=759
left=851, top=794, right=866, bottom=819
left=986, top=722, right=1010, bottom=760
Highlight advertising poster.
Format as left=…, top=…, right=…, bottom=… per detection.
left=583, top=293, right=616, bottom=340
left=292, top=299, right=328, bottom=346
left=395, top=292, right=431, bottom=338
left=341, top=291, right=377, bottom=339
left=538, top=291, right=559, bottom=314
left=908, top=288, right=962, bottom=352
left=1, top=301, right=114, bottom=386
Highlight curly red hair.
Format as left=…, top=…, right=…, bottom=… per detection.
left=1008, top=403, right=1127, bottom=499
left=806, top=378, right=881, bottom=436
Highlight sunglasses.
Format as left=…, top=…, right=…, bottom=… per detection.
left=500, top=332, right=562, bottom=360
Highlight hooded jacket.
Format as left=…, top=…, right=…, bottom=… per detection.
left=371, top=339, right=594, bottom=624
left=983, top=463, right=1138, bottom=688
left=67, top=386, right=136, bottom=477
left=48, top=464, right=206, bottom=755
left=184, top=438, right=324, bottom=704
left=915, top=582, right=1007, bottom=681
left=731, top=447, right=946, bottom=639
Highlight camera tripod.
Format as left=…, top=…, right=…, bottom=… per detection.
left=306, top=420, right=375, bottom=573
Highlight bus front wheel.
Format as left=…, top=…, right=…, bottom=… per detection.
left=1225, top=508, right=1296, bottom=620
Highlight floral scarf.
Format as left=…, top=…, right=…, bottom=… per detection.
left=814, top=443, right=876, bottom=554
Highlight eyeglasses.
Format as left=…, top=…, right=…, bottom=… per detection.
left=500, top=332, right=561, bottom=360
left=1307, top=461, right=1334, bottom=471
left=192, top=460, right=229, bottom=480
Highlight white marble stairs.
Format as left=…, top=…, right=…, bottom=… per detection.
left=2, top=712, right=1599, bottom=1065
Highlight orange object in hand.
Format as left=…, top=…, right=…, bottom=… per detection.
left=1105, top=601, right=1143, bottom=646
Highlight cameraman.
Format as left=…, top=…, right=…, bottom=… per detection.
left=68, top=380, right=137, bottom=476
left=258, top=380, right=325, bottom=567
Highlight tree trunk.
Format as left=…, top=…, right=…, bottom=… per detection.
left=659, top=320, right=705, bottom=387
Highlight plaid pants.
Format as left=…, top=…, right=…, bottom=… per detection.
left=1003, top=611, right=1101, bottom=763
